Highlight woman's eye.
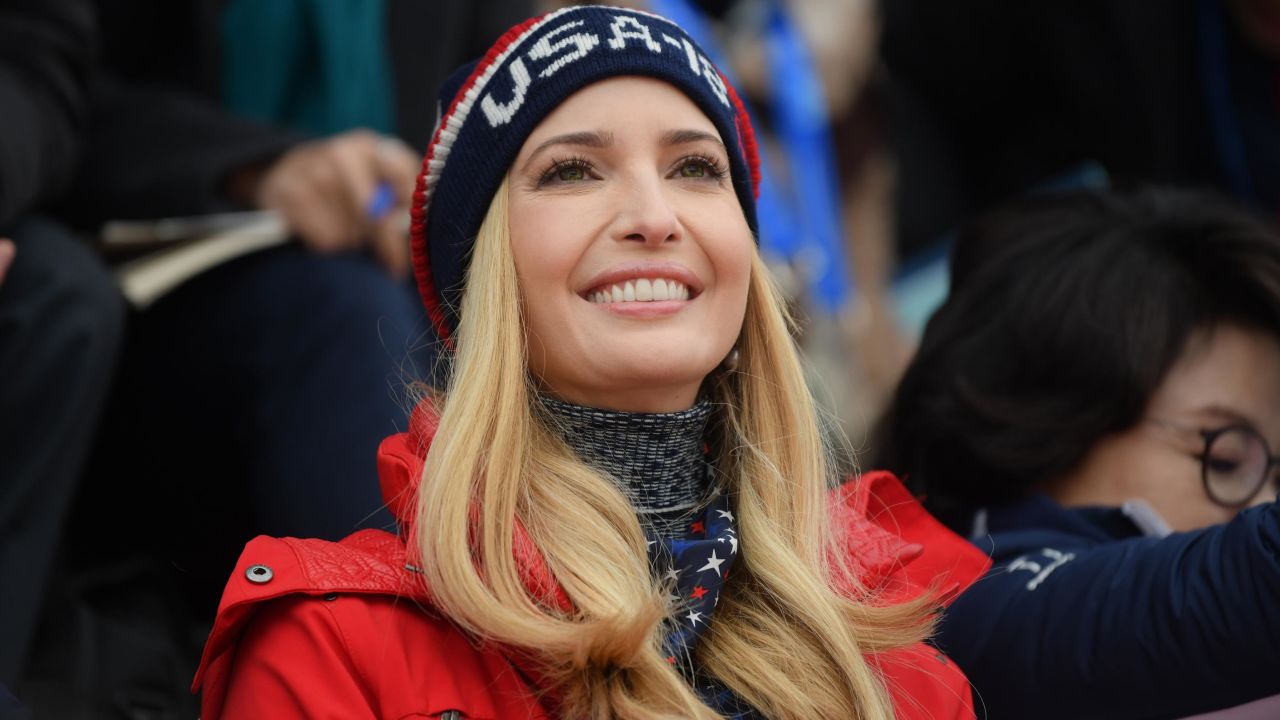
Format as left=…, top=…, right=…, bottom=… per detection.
left=674, top=156, right=725, bottom=181
left=556, top=164, right=587, bottom=182
left=680, top=161, right=708, bottom=178
left=538, top=159, right=593, bottom=187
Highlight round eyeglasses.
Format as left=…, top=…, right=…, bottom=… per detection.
left=1196, top=425, right=1280, bottom=508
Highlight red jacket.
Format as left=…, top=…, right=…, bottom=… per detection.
left=194, top=406, right=990, bottom=719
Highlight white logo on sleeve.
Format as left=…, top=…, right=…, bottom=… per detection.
left=1007, top=548, right=1076, bottom=591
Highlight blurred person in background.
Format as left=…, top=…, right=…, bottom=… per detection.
left=877, top=188, right=1280, bottom=719
left=0, top=0, right=125, bottom=710
left=16, top=0, right=532, bottom=717
left=882, top=0, right=1280, bottom=257
left=65, top=0, right=529, bottom=561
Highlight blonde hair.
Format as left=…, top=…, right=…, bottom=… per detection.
left=413, top=179, right=931, bottom=719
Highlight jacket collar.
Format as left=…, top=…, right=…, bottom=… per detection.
left=195, top=403, right=989, bottom=712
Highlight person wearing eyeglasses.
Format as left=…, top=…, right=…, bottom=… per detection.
left=875, top=188, right=1280, bottom=719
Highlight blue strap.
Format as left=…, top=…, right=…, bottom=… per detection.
left=762, top=3, right=851, bottom=311
left=647, top=0, right=853, bottom=312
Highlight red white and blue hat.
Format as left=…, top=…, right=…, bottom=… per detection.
left=409, top=5, right=761, bottom=343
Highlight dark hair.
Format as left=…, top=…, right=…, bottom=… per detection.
left=875, top=188, right=1280, bottom=526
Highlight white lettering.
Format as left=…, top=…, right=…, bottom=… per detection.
left=675, top=36, right=701, bottom=74
left=480, top=57, right=532, bottom=127
left=607, top=15, right=663, bottom=52
left=478, top=14, right=731, bottom=128
left=529, top=20, right=600, bottom=79
left=1008, top=548, right=1075, bottom=591
left=698, top=55, right=730, bottom=106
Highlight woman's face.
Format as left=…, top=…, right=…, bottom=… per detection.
left=506, top=77, right=753, bottom=412
left=1051, top=324, right=1280, bottom=531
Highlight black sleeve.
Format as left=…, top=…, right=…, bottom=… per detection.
left=0, top=0, right=95, bottom=227
left=58, top=75, right=307, bottom=227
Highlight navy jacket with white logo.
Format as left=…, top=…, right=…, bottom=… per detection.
left=937, top=496, right=1280, bottom=719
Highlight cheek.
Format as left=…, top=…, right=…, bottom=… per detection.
left=509, top=207, right=584, bottom=359
left=708, top=233, right=754, bottom=329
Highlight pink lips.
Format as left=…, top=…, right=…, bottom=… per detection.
left=600, top=300, right=688, bottom=319
left=580, top=262, right=703, bottom=298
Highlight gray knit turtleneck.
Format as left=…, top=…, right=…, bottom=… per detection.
left=539, top=397, right=714, bottom=538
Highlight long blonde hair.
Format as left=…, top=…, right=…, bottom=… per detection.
left=413, top=179, right=930, bottom=719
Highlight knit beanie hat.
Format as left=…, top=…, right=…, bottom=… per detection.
left=409, top=5, right=761, bottom=343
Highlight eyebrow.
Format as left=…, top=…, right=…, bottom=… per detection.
left=519, top=128, right=726, bottom=174
left=659, top=128, right=726, bottom=152
left=520, top=130, right=614, bottom=173
left=1196, top=404, right=1263, bottom=430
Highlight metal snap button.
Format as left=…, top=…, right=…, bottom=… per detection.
left=245, top=564, right=274, bottom=584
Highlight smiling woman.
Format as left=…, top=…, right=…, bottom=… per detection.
left=507, top=77, right=752, bottom=412
left=192, top=6, right=988, bottom=720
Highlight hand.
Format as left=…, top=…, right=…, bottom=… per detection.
left=232, top=130, right=420, bottom=278
left=0, top=238, right=14, bottom=288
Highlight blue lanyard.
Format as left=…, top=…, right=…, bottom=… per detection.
left=1199, top=0, right=1259, bottom=206
left=647, top=0, right=853, bottom=312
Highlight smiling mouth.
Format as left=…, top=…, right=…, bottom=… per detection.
left=586, top=278, right=692, bottom=304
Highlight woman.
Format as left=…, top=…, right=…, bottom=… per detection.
left=877, top=189, right=1280, bottom=719
left=193, top=6, right=988, bottom=719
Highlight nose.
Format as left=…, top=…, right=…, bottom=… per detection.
left=612, top=173, right=681, bottom=247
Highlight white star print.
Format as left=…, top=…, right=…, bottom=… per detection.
left=686, top=610, right=704, bottom=626
left=727, top=535, right=738, bottom=554
left=716, top=509, right=735, bottom=522
left=664, top=567, right=680, bottom=582
left=697, top=550, right=726, bottom=574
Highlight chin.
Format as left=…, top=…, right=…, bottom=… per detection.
left=607, top=354, right=717, bottom=391
left=547, top=354, right=721, bottom=411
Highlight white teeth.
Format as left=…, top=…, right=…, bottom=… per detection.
left=653, top=279, right=670, bottom=300
left=587, top=278, right=692, bottom=303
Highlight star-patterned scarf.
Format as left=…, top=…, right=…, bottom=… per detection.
left=646, top=489, right=738, bottom=667
left=645, top=491, right=764, bottom=719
